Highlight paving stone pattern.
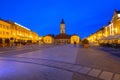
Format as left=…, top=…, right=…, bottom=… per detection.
left=0, top=57, right=120, bottom=80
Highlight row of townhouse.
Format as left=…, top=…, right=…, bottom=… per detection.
left=87, top=10, right=120, bottom=46
left=0, top=18, right=38, bottom=47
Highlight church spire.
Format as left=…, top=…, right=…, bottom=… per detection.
left=61, top=18, right=65, bottom=24
left=60, top=18, right=65, bottom=34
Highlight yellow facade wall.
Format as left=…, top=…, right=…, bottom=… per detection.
left=0, top=19, right=39, bottom=46
left=43, top=36, right=54, bottom=44
left=87, top=10, right=120, bottom=44
left=70, top=35, right=80, bottom=44
left=0, top=20, right=11, bottom=39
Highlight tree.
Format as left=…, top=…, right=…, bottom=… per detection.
left=82, top=39, right=89, bottom=44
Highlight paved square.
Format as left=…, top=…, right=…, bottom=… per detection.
left=0, top=45, right=120, bottom=80
left=88, top=69, right=101, bottom=77
left=78, top=67, right=91, bottom=74
left=99, top=71, right=113, bottom=80
left=113, top=74, right=120, bottom=80
left=69, top=65, right=82, bottom=72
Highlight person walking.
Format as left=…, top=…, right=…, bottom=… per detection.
left=74, top=42, right=76, bottom=47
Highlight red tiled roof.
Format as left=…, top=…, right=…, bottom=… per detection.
left=55, top=33, right=70, bottom=39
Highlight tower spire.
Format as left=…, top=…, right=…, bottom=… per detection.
left=60, top=18, right=65, bottom=34
left=61, top=18, right=65, bottom=24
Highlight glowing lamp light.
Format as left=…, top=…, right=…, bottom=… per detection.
left=115, top=28, right=118, bottom=33
left=118, top=14, right=120, bottom=17
left=30, top=35, right=32, bottom=38
left=13, top=33, right=15, bottom=35
left=39, top=37, right=42, bottom=40
left=15, top=22, right=30, bottom=31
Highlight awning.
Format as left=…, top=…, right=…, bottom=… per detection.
left=99, top=36, right=115, bottom=40
left=113, top=34, right=120, bottom=39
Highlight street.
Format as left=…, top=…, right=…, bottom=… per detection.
left=0, top=44, right=120, bottom=80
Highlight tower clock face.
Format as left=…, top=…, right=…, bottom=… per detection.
left=118, top=14, right=120, bottom=17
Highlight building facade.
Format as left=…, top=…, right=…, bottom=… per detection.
left=43, top=19, right=81, bottom=44
left=54, top=19, right=71, bottom=44
left=70, top=34, right=80, bottom=44
left=0, top=19, right=39, bottom=47
left=0, top=19, right=11, bottom=46
left=43, top=35, right=54, bottom=44
left=87, top=10, right=120, bottom=45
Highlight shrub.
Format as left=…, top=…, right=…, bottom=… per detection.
left=82, top=39, right=89, bottom=44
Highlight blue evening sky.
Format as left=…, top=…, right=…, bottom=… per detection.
left=0, top=0, right=120, bottom=38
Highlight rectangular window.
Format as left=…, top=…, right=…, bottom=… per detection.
left=3, top=25, right=5, bottom=29
left=6, top=26, right=9, bottom=30
left=0, top=38, right=2, bottom=43
left=0, top=31, right=2, bottom=35
left=6, top=32, right=9, bottom=35
left=0, top=24, right=2, bottom=28
left=3, top=31, right=5, bottom=35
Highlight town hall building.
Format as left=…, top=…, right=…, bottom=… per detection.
left=42, top=19, right=80, bottom=44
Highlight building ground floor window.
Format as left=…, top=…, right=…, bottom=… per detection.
left=54, top=39, right=70, bottom=44
left=0, top=38, right=35, bottom=47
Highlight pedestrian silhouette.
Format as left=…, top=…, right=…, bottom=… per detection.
left=74, top=42, right=76, bottom=47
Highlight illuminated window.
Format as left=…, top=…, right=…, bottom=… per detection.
left=3, top=31, right=5, bottom=35
left=0, top=31, right=2, bottom=34
left=6, top=26, right=9, bottom=30
left=3, top=25, right=5, bottom=28
left=0, top=24, right=2, bottom=28
left=6, top=32, right=9, bottom=35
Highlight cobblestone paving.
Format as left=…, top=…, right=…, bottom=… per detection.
left=0, top=57, right=119, bottom=80
left=0, top=44, right=120, bottom=80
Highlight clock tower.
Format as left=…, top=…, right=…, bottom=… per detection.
left=60, top=19, right=65, bottom=34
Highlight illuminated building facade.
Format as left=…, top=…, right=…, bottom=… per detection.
left=54, top=19, right=71, bottom=44
left=43, top=35, right=54, bottom=44
left=0, top=18, right=38, bottom=47
left=43, top=19, right=81, bottom=44
left=0, top=19, right=11, bottom=46
left=70, top=34, right=80, bottom=44
left=87, top=10, right=120, bottom=45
